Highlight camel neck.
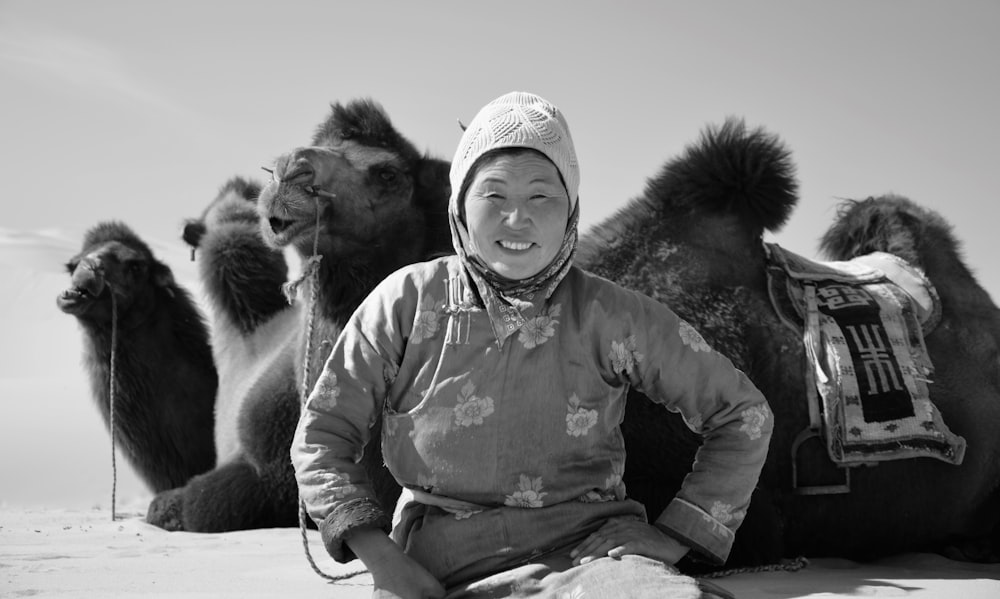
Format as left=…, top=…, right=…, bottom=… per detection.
left=309, top=257, right=381, bottom=327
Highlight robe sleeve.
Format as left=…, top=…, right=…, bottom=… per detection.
left=600, top=283, right=772, bottom=565
left=290, top=269, right=413, bottom=563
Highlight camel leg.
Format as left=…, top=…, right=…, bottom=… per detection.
left=146, top=487, right=185, bottom=531
left=145, top=375, right=300, bottom=532
left=146, top=458, right=275, bottom=532
left=145, top=380, right=302, bottom=533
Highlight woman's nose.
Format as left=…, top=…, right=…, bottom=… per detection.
left=502, top=202, right=531, bottom=228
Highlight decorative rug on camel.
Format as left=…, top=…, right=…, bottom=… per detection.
left=765, top=243, right=965, bottom=467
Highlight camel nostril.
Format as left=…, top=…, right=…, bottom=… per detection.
left=269, top=217, right=292, bottom=234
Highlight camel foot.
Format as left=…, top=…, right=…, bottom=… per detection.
left=147, top=488, right=185, bottom=531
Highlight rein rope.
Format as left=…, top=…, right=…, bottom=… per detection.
left=108, top=285, right=119, bottom=521
left=290, top=194, right=368, bottom=583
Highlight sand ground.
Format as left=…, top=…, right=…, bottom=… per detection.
left=4, top=504, right=1000, bottom=598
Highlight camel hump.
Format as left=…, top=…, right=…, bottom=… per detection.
left=646, top=117, right=799, bottom=234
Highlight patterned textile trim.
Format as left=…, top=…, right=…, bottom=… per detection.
left=764, top=243, right=965, bottom=467
left=320, top=497, right=392, bottom=563
left=654, top=498, right=733, bottom=565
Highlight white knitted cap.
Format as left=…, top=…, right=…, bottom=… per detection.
left=450, top=91, right=579, bottom=212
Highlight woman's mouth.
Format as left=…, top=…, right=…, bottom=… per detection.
left=498, top=240, right=534, bottom=251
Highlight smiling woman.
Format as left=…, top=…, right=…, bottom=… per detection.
left=292, top=91, right=770, bottom=599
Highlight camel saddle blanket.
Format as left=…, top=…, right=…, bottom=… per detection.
left=765, top=243, right=965, bottom=466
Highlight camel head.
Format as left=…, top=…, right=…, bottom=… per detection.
left=182, top=177, right=261, bottom=251
left=257, top=99, right=451, bottom=268
left=819, top=194, right=962, bottom=269
left=57, top=221, right=175, bottom=322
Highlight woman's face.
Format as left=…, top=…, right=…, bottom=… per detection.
left=464, top=152, right=570, bottom=281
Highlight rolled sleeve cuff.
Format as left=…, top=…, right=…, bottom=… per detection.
left=319, top=497, right=392, bottom=563
left=654, top=497, right=734, bottom=565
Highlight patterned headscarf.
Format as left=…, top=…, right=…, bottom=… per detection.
left=449, top=92, right=581, bottom=345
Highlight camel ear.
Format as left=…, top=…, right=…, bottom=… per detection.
left=152, top=262, right=176, bottom=297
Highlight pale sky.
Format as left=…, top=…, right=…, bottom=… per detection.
left=3, top=1, right=998, bottom=290
left=1, top=0, right=998, bottom=506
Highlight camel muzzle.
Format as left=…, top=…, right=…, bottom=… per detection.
left=259, top=149, right=336, bottom=242
left=57, top=261, right=106, bottom=314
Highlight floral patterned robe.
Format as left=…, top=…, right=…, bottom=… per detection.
left=291, top=255, right=771, bottom=586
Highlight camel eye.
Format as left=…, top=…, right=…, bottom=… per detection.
left=376, top=168, right=398, bottom=184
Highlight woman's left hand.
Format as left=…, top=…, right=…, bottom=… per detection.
left=569, top=518, right=690, bottom=566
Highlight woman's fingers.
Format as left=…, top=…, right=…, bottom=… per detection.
left=574, top=537, right=618, bottom=565
left=569, top=533, right=599, bottom=559
left=571, top=520, right=690, bottom=566
left=570, top=522, right=627, bottom=565
left=606, top=543, right=633, bottom=559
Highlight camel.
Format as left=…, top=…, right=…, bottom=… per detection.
left=144, top=99, right=451, bottom=531
left=57, top=221, right=217, bottom=493
left=177, top=176, right=291, bottom=467
left=577, top=119, right=1000, bottom=565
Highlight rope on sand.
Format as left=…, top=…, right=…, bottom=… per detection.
left=700, top=555, right=809, bottom=579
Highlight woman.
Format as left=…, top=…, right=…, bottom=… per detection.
left=291, top=91, right=771, bottom=598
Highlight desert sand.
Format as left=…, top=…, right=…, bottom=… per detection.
left=4, top=499, right=1000, bottom=599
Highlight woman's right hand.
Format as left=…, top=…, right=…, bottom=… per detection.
left=346, top=528, right=446, bottom=599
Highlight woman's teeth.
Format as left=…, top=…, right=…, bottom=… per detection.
left=499, top=240, right=532, bottom=251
